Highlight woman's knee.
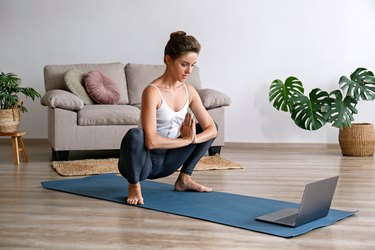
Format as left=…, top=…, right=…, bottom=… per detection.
left=121, top=128, right=144, bottom=149
left=126, top=128, right=144, bottom=140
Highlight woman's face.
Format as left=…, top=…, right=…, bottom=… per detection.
left=167, top=52, right=198, bottom=82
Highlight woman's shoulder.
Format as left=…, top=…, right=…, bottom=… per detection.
left=142, top=83, right=160, bottom=99
left=185, top=83, right=199, bottom=96
left=142, top=85, right=161, bottom=108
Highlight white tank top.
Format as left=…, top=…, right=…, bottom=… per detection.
left=138, top=83, right=189, bottom=138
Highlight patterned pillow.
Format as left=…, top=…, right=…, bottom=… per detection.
left=84, top=71, right=120, bottom=104
left=64, top=69, right=94, bottom=105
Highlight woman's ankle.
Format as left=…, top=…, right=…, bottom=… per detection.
left=178, top=172, right=191, bottom=182
left=128, top=182, right=140, bottom=190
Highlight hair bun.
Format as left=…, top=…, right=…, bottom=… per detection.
left=170, top=31, right=186, bottom=38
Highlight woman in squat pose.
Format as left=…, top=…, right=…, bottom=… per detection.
left=118, top=31, right=217, bottom=205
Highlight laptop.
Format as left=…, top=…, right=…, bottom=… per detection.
left=256, top=176, right=339, bottom=227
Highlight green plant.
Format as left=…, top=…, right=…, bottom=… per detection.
left=269, top=67, right=375, bottom=130
left=0, top=72, right=41, bottom=112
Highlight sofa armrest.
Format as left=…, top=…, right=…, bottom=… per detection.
left=197, top=88, right=231, bottom=109
left=41, top=89, right=84, bottom=111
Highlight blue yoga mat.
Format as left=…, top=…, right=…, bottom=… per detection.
left=41, top=174, right=356, bottom=238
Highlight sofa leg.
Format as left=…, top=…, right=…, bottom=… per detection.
left=52, top=148, right=70, bottom=161
left=208, top=146, right=221, bottom=156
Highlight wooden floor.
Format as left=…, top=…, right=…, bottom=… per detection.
left=0, top=141, right=374, bottom=249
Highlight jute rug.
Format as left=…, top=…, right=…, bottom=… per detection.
left=51, top=154, right=244, bottom=177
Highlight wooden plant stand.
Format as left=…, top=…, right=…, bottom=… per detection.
left=0, top=131, right=29, bottom=165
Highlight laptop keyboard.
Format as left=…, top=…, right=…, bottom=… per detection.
left=275, top=213, right=298, bottom=224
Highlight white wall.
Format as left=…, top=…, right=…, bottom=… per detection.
left=1, top=0, right=375, bottom=143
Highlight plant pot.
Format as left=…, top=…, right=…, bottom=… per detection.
left=0, top=108, right=20, bottom=133
left=338, top=123, right=375, bottom=156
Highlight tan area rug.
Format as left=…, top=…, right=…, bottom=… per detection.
left=51, top=155, right=244, bottom=177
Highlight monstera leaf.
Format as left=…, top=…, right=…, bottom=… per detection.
left=324, top=90, right=358, bottom=128
left=268, top=67, right=374, bottom=130
left=289, top=88, right=329, bottom=130
left=339, top=67, right=375, bottom=101
left=269, top=76, right=304, bottom=112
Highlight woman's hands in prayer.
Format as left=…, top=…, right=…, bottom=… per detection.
left=180, top=113, right=196, bottom=144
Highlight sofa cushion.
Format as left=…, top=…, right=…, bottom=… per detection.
left=64, top=69, right=94, bottom=105
left=77, top=105, right=140, bottom=126
left=44, top=62, right=129, bottom=104
left=125, top=63, right=202, bottom=105
left=84, top=71, right=120, bottom=104
left=41, top=89, right=84, bottom=111
left=197, top=88, right=231, bottom=109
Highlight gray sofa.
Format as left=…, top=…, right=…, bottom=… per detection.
left=41, top=62, right=230, bottom=160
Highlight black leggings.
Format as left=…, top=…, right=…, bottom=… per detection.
left=118, top=124, right=216, bottom=184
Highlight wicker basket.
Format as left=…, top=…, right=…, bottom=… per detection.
left=0, top=108, right=20, bottom=133
left=339, top=123, right=375, bottom=157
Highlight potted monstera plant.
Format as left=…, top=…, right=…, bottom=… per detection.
left=269, top=67, right=375, bottom=156
left=0, top=72, right=41, bottom=133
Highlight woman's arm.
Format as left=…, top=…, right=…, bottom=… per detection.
left=141, top=85, right=195, bottom=150
left=187, top=84, right=218, bottom=144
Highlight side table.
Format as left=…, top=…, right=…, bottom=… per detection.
left=0, top=131, right=29, bottom=165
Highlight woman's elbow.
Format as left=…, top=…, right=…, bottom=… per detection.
left=213, top=128, right=218, bottom=138
left=212, top=128, right=218, bottom=139
left=212, top=122, right=218, bottom=138
left=145, top=139, right=156, bottom=150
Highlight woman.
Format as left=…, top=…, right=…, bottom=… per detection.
left=118, top=31, right=218, bottom=205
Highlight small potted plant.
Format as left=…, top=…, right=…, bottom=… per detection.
left=0, top=72, right=41, bottom=133
left=269, top=67, right=375, bottom=156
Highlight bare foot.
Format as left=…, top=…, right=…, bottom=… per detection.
left=174, top=173, right=212, bottom=192
left=127, top=183, right=144, bottom=205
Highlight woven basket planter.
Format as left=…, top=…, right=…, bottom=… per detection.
left=339, top=123, right=375, bottom=157
left=0, top=108, right=20, bottom=133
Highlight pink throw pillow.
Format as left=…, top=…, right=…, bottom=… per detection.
left=84, top=71, right=120, bottom=104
